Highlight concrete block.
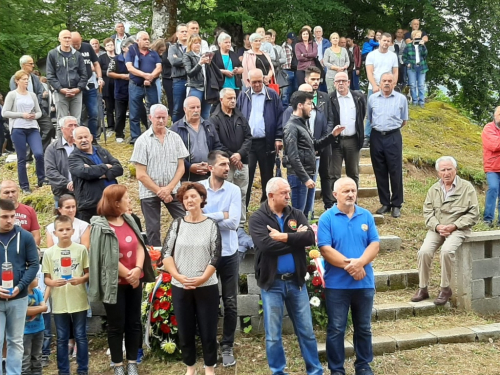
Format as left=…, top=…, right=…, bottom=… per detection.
left=87, top=316, right=104, bottom=334
left=247, top=274, right=261, bottom=295
left=492, top=240, right=500, bottom=258
left=373, top=214, right=384, bottom=225
left=239, top=253, right=255, bottom=274
left=89, top=301, right=106, bottom=316
left=429, top=327, right=476, bottom=344
left=472, top=279, right=485, bottom=300
left=318, top=340, right=353, bottom=357
left=492, top=276, right=500, bottom=297
left=471, top=297, right=500, bottom=314
left=380, top=235, right=402, bottom=252
left=237, top=295, right=261, bottom=316
left=360, top=148, right=370, bottom=158
left=395, top=304, right=415, bottom=319
left=470, top=242, right=486, bottom=261
left=387, top=271, right=407, bottom=290
left=358, top=187, right=378, bottom=198
left=469, top=323, right=500, bottom=341
left=375, top=305, right=396, bottom=321
left=410, top=300, right=450, bottom=316
left=250, top=316, right=265, bottom=334
left=344, top=164, right=373, bottom=174
left=282, top=316, right=294, bottom=335
left=392, top=332, right=438, bottom=350
left=372, top=335, right=397, bottom=355
left=407, top=271, right=420, bottom=287
left=472, top=258, right=500, bottom=279
left=371, top=308, right=377, bottom=322
left=374, top=272, right=389, bottom=292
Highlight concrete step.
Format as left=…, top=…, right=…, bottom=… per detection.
left=343, top=163, right=373, bottom=174
left=361, top=147, right=370, bottom=158
left=380, top=235, right=402, bottom=252
left=317, top=323, right=500, bottom=357
left=374, top=269, right=419, bottom=291
left=314, top=186, right=377, bottom=200
left=372, top=300, right=450, bottom=321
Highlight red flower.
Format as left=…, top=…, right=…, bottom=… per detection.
left=150, top=314, right=157, bottom=323
left=170, top=315, right=178, bottom=326
left=155, top=288, right=166, bottom=299
left=162, top=273, right=172, bottom=283
left=160, top=301, right=171, bottom=311
left=307, top=265, right=317, bottom=273
left=153, top=300, right=161, bottom=311
left=166, top=289, right=172, bottom=297
left=312, top=276, right=322, bottom=287
left=160, top=324, right=171, bottom=334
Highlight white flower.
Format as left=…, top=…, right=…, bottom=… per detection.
left=304, top=272, right=310, bottom=281
left=144, top=282, right=155, bottom=294
left=141, top=301, right=148, bottom=316
left=310, top=259, right=316, bottom=265
left=310, top=296, right=321, bottom=307
left=161, top=339, right=177, bottom=354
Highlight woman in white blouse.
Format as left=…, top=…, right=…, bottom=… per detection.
left=2, top=70, right=46, bottom=194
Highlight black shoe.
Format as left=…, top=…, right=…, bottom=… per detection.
left=129, top=139, right=136, bottom=145
left=375, top=205, right=390, bottom=214
left=38, top=179, right=49, bottom=188
left=22, top=188, right=32, bottom=195
left=485, top=221, right=495, bottom=228
left=392, top=207, right=401, bottom=218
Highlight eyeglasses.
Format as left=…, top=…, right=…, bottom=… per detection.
left=335, top=80, right=348, bottom=84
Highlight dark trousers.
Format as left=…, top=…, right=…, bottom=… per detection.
left=171, top=284, right=219, bottom=367
left=217, top=252, right=239, bottom=347
left=246, top=138, right=275, bottom=208
left=162, top=78, right=174, bottom=115
left=104, top=97, right=115, bottom=130
left=140, top=195, right=186, bottom=246
left=370, top=129, right=403, bottom=208
left=103, top=284, right=143, bottom=363
left=37, top=114, right=55, bottom=151
left=172, top=78, right=187, bottom=122
left=296, top=70, right=306, bottom=86
left=76, top=207, right=97, bottom=224
left=115, top=99, right=148, bottom=139
left=318, top=155, right=333, bottom=209
left=329, top=135, right=360, bottom=194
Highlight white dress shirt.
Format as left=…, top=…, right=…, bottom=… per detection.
left=337, top=91, right=356, bottom=136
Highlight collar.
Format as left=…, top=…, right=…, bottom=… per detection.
left=440, top=176, right=458, bottom=189
left=337, top=90, right=353, bottom=99
left=332, top=204, right=361, bottom=218
left=62, top=136, right=73, bottom=146
left=376, top=90, right=395, bottom=98
left=205, top=178, right=226, bottom=192
left=251, top=87, right=266, bottom=96
left=147, top=127, right=169, bottom=138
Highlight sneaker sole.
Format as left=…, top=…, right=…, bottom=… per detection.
left=223, top=361, right=236, bottom=367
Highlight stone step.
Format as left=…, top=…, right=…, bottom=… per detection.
left=380, top=235, right=402, bottom=252
left=314, top=186, right=377, bottom=200
left=343, top=163, right=373, bottom=174
left=372, top=300, right=450, bottom=321
left=317, top=323, right=500, bottom=357
left=360, top=147, right=370, bottom=158
left=374, top=269, right=419, bottom=291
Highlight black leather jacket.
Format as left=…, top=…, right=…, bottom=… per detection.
left=283, top=114, right=335, bottom=183
left=182, top=51, right=205, bottom=90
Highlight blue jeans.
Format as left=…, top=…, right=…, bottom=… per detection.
left=304, top=158, right=320, bottom=219
left=172, top=78, right=187, bottom=122
left=261, top=279, right=323, bottom=375
left=407, top=66, right=426, bottom=105
left=53, top=311, right=89, bottom=375
left=11, top=128, right=45, bottom=190
left=350, top=69, right=360, bottom=91
left=0, top=296, right=28, bottom=375
left=484, top=172, right=500, bottom=223
left=42, top=312, right=52, bottom=356
left=325, top=288, right=375, bottom=374
left=288, top=174, right=309, bottom=212
left=281, top=70, right=297, bottom=110
left=364, top=89, right=373, bottom=138
left=188, top=88, right=211, bottom=120
left=129, top=81, right=158, bottom=141
left=82, top=88, right=98, bottom=138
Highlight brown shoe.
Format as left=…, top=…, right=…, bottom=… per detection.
left=434, top=287, right=452, bottom=305
left=411, top=287, right=429, bottom=302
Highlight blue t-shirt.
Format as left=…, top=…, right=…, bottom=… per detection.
left=317, top=205, right=379, bottom=289
left=88, top=148, right=116, bottom=187
left=125, top=44, right=161, bottom=86
left=275, top=214, right=296, bottom=274
left=25, top=288, right=45, bottom=334
left=221, top=55, right=237, bottom=89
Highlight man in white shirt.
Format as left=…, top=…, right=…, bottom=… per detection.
left=187, top=20, right=210, bottom=53
left=363, top=33, right=399, bottom=148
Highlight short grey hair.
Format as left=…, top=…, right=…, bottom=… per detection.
left=333, top=177, right=356, bottom=192
left=115, top=22, right=124, bottom=28
left=136, top=31, right=148, bottom=40
left=19, top=55, right=32, bottom=68
left=266, top=177, right=289, bottom=197
left=176, top=23, right=187, bottom=32
left=219, top=88, right=236, bottom=99
left=58, top=116, right=78, bottom=130
left=380, top=72, right=394, bottom=80
left=72, top=126, right=91, bottom=139
left=150, top=104, right=168, bottom=117
left=313, top=26, right=323, bottom=33
left=183, top=96, right=200, bottom=108
left=217, top=32, right=231, bottom=45
left=435, top=156, right=457, bottom=171
left=249, top=33, right=262, bottom=43
left=122, top=37, right=136, bottom=50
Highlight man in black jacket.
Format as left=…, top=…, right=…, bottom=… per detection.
left=210, top=88, right=252, bottom=225
left=284, top=91, right=343, bottom=212
left=248, top=177, right=323, bottom=375
left=328, top=72, right=367, bottom=195
left=68, top=127, right=123, bottom=222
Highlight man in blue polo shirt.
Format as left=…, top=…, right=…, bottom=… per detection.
left=318, top=177, right=380, bottom=375
left=125, top=31, right=162, bottom=144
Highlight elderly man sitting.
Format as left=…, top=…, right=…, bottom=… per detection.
left=411, top=156, right=479, bottom=305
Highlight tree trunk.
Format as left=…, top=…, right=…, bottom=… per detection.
left=152, top=0, right=178, bottom=39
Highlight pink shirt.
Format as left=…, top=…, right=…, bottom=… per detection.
left=109, top=221, right=143, bottom=284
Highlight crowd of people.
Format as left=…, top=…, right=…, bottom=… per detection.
left=1, top=16, right=494, bottom=375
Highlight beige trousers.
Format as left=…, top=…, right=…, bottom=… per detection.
left=417, top=229, right=469, bottom=288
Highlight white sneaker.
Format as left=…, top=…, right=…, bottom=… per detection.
left=116, top=138, right=124, bottom=143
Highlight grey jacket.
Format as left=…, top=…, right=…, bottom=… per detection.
left=168, top=42, right=187, bottom=79
left=89, top=214, right=155, bottom=304
left=46, top=46, right=88, bottom=92
left=1, top=91, right=41, bottom=132
left=44, top=137, right=72, bottom=198
left=183, top=51, right=205, bottom=90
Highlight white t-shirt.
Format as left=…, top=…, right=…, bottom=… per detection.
left=46, top=217, right=89, bottom=245
left=14, top=92, right=38, bottom=129
left=365, top=49, right=399, bottom=89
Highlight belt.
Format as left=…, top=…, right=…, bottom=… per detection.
left=275, top=273, right=295, bottom=281
left=252, top=137, right=266, bottom=141
left=373, top=128, right=400, bottom=136
left=339, top=134, right=357, bottom=139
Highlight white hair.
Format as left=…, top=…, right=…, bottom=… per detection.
left=19, top=55, right=32, bottom=68
left=333, top=177, right=356, bottom=192
left=115, top=22, right=124, bottom=28
left=249, top=33, right=262, bottom=43
left=217, top=32, right=231, bottom=45
left=266, top=177, right=289, bottom=197
left=122, top=36, right=136, bottom=50
left=380, top=72, right=394, bottom=80
left=435, top=156, right=457, bottom=171
left=183, top=96, right=200, bottom=108
left=136, top=31, right=148, bottom=40
left=313, top=26, right=323, bottom=33
left=58, top=116, right=78, bottom=130
left=150, top=104, right=168, bottom=117
left=72, top=126, right=91, bottom=139
left=219, top=88, right=235, bottom=99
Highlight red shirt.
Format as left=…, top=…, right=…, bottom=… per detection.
left=15, top=204, right=40, bottom=232
left=109, top=221, right=142, bottom=284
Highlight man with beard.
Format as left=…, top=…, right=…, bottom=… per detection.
left=283, top=91, right=344, bottom=211
left=199, top=150, right=241, bottom=367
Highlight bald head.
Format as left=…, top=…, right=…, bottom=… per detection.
left=248, top=69, right=263, bottom=80
left=298, top=83, right=313, bottom=93
left=71, top=32, right=82, bottom=50
left=59, top=30, right=72, bottom=50
left=0, top=180, right=19, bottom=206
left=248, top=68, right=264, bottom=93
left=73, top=127, right=93, bottom=153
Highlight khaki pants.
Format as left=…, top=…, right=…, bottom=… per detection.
left=417, top=229, right=469, bottom=288
left=227, top=164, right=249, bottom=225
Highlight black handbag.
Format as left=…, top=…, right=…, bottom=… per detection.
left=275, top=68, right=289, bottom=88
